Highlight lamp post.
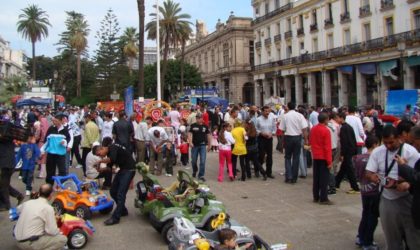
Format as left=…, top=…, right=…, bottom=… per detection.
left=53, top=70, right=58, bottom=110
left=397, top=41, right=406, bottom=87
left=156, top=0, right=161, bottom=102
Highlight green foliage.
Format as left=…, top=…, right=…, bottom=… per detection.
left=16, top=4, right=51, bottom=44
left=0, top=75, right=28, bottom=105
left=27, top=55, right=55, bottom=81
left=68, top=95, right=95, bottom=106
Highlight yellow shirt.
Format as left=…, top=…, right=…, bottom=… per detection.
left=231, top=127, right=247, bottom=156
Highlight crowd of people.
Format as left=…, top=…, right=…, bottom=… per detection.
left=1, top=101, right=420, bottom=250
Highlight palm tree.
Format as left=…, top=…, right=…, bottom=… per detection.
left=176, top=23, right=192, bottom=92
left=121, top=27, right=139, bottom=76
left=146, top=0, right=191, bottom=99
left=69, top=16, right=89, bottom=97
left=137, top=0, right=145, bottom=97
left=17, top=4, right=51, bottom=81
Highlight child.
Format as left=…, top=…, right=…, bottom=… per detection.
left=211, top=126, right=219, bottom=152
left=215, top=228, right=252, bottom=250
left=178, top=135, right=189, bottom=168
left=353, top=136, right=379, bottom=250
left=218, top=123, right=235, bottom=182
left=16, top=134, right=41, bottom=196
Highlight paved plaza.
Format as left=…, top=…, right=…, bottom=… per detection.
left=0, top=149, right=385, bottom=250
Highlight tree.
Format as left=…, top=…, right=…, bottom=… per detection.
left=0, top=75, right=28, bottom=105
left=56, top=11, right=84, bottom=53
left=17, top=4, right=51, bottom=81
left=176, top=23, right=192, bottom=92
left=69, top=16, right=89, bottom=97
left=93, top=9, right=122, bottom=98
left=137, top=0, right=145, bottom=97
left=146, top=0, right=192, bottom=99
left=120, top=27, right=138, bottom=76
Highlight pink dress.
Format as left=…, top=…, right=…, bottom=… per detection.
left=211, top=131, right=219, bottom=147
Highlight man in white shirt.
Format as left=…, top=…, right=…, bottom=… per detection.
left=346, top=106, right=366, bottom=153
left=366, top=126, right=420, bottom=249
left=256, top=105, right=277, bottom=178
left=148, top=124, right=169, bottom=175
left=69, top=108, right=82, bottom=168
left=102, top=113, right=114, bottom=141
left=279, top=102, right=308, bottom=183
left=134, top=117, right=152, bottom=163
left=308, top=106, right=319, bottom=128
left=15, top=184, right=67, bottom=250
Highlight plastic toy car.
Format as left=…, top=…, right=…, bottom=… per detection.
left=9, top=208, right=95, bottom=249
left=52, top=173, right=113, bottom=220
left=168, top=216, right=289, bottom=250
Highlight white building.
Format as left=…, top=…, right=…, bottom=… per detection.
left=132, top=47, right=158, bottom=69
left=0, top=35, right=28, bottom=81
left=251, top=0, right=420, bottom=107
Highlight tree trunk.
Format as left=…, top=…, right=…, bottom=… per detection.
left=32, top=41, right=36, bottom=81
left=180, top=40, right=185, bottom=92
left=161, top=35, right=170, bottom=100
left=129, top=57, right=133, bottom=76
left=76, top=51, right=81, bottom=97
left=137, top=0, right=145, bottom=97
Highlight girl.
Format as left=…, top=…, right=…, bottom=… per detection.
left=245, top=119, right=267, bottom=180
left=231, top=119, right=248, bottom=181
left=211, top=126, right=219, bottom=152
left=218, top=123, right=235, bottom=182
left=178, top=135, right=189, bottom=167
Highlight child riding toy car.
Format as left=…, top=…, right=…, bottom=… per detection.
left=52, top=173, right=113, bottom=220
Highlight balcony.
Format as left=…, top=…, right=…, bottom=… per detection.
left=365, top=38, right=384, bottom=50
left=359, top=5, right=371, bottom=18
left=324, top=18, right=334, bottom=29
left=310, top=23, right=318, bottom=33
left=297, top=28, right=304, bottom=37
left=340, top=12, right=351, bottom=24
left=264, top=38, right=272, bottom=46
left=380, top=0, right=395, bottom=11
left=284, top=31, right=292, bottom=39
left=274, top=34, right=282, bottom=43
left=255, top=41, right=262, bottom=49
left=252, top=2, right=293, bottom=26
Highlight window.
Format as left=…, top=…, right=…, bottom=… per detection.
left=265, top=2, right=269, bottom=14
left=277, top=22, right=281, bottom=34
left=299, top=15, right=304, bottom=29
left=344, top=29, right=351, bottom=45
left=328, top=3, right=333, bottom=19
left=211, top=49, right=215, bottom=71
left=287, top=45, right=292, bottom=58
left=312, top=9, right=317, bottom=24
left=255, top=6, right=259, bottom=16
left=385, top=17, right=394, bottom=35
left=363, top=23, right=371, bottom=41
left=277, top=47, right=281, bottom=59
left=300, top=42, right=304, bottom=50
left=249, top=41, right=254, bottom=66
left=313, top=38, right=318, bottom=52
left=267, top=26, right=271, bottom=37
left=362, top=0, right=369, bottom=5
left=414, top=10, right=420, bottom=29
left=287, top=18, right=292, bottom=31
left=275, top=0, right=280, bottom=9
left=343, top=0, right=349, bottom=13
left=327, top=34, right=334, bottom=49
left=223, top=43, right=229, bottom=67
left=204, top=52, right=208, bottom=73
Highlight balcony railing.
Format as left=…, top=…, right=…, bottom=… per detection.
left=255, top=41, right=262, bottom=49
left=359, top=5, right=371, bottom=17
left=310, top=23, right=318, bottom=32
left=340, top=12, right=351, bottom=23
left=284, top=31, right=292, bottom=39
left=274, top=34, right=282, bottom=42
left=324, top=18, right=334, bottom=28
left=252, top=2, right=293, bottom=26
left=252, top=28, right=420, bottom=72
left=297, top=28, right=304, bottom=36
left=380, top=0, right=395, bottom=11
left=264, top=38, right=272, bottom=46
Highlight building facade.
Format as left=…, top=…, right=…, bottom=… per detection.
left=251, top=0, right=420, bottom=108
left=132, top=47, right=158, bottom=70
left=0, top=35, right=27, bottom=82
left=182, top=15, right=254, bottom=103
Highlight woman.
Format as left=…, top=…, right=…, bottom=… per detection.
left=218, top=123, right=235, bottom=182
left=245, top=119, right=267, bottom=180
left=231, top=119, right=249, bottom=181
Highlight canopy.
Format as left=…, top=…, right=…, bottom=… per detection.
left=197, top=97, right=229, bottom=110
left=16, top=98, right=52, bottom=107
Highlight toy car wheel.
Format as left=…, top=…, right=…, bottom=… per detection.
left=99, top=205, right=113, bottom=215
left=52, top=200, right=64, bottom=215
left=161, top=220, right=176, bottom=244
left=75, top=205, right=92, bottom=220
left=67, top=228, right=88, bottom=249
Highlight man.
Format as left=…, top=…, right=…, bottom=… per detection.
left=310, top=113, right=333, bottom=205
left=366, top=125, right=420, bottom=249
left=188, top=113, right=211, bottom=181
left=41, top=113, right=71, bottom=185
left=279, top=102, right=308, bottom=183
left=256, top=105, right=277, bottom=179
left=308, top=106, right=319, bottom=127
left=68, top=108, right=82, bottom=168
left=86, top=143, right=112, bottom=189
left=335, top=112, right=360, bottom=193
left=112, top=110, right=134, bottom=153
left=14, top=184, right=67, bottom=250
left=346, top=106, right=366, bottom=154
left=81, top=113, right=100, bottom=177
left=135, top=116, right=152, bottom=163
left=148, top=121, right=170, bottom=176
left=187, top=106, right=198, bottom=125
left=210, top=106, right=223, bottom=131
left=327, top=112, right=340, bottom=195
left=169, top=104, right=181, bottom=133
left=91, top=111, right=104, bottom=134
left=96, top=142, right=136, bottom=226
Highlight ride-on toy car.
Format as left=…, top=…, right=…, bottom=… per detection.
left=52, top=173, right=113, bottom=220
left=168, top=216, right=289, bottom=250
left=9, top=208, right=95, bottom=249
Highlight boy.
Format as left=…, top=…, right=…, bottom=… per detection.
left=16, top=134, right=41, bottom=196
left=215, top=228, right=252, bottom=250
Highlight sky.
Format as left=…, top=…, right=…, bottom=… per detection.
left=0, top=0, right=253, bottom=58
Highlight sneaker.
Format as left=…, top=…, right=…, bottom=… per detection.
left=355, top=236, right=362, bottom=247
left=346, top=189, right=360, bottom=194
left=75, top=164, right=83, bottom=169
left=328, top=189, right=336, bottom=195
left=18, top=176, right=22, bottom=180
left=165, top=173, right=173, bottom=177
left=362, top=245, right=379, bottom=250
left=25, top=190, right=31, bottom=196
left=319, top=200, right=334, bottom=205
left=199, top=177, right=206, bottom=182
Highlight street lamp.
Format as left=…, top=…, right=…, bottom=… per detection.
left=53, top=70, right=58, bottom=110
left=397, top=41, right=406, bottom=87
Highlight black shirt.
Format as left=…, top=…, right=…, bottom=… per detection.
left=112, top=119, right=134, bottom=149
left=189, top=123, right=210, bottom=146
left=108, top=143, right=135, bottom=170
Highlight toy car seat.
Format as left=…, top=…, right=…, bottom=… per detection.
left=62, top=180, right=78, bottom=192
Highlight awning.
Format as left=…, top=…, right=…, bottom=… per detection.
left=337, top=65, right=353, bottom=74
left=407, top=56, right=420, bottom=67
left=379, top=60, right=398, bottom=80
left=357, top=63, right=377, bottom=75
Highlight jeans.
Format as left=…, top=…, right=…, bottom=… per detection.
left=46, top=153, right=67, bottom=186
left=110, top=169, right=135, bottom=221
left=191, top=145, right=207, bottom=178
left=81, top=148, right=91, bottom=177
left=21, top=170, right=34, bottom=191
left=246, top=150, right=266, bottom=177
left=358, top=194, right=380, bottom=247
left=71, top=135, right=82, bottom=165
left=232, top=155, right=248, bottom=180
left=329, top=149, right=339, bottom=190
left=312, top=160, right=330, bottom=202
left=218, top=149, right=233, bottom=182
left=258, top=136, right=273, bottom=176
left=180, top=153, right=189, bottom=166
left=284, top=135, right=302, bottom=181
left=335, top=154, right=359, bottom=191
left=0, top=168, right=22, bottom=209
left=299, top=139, right=307, bottom=177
